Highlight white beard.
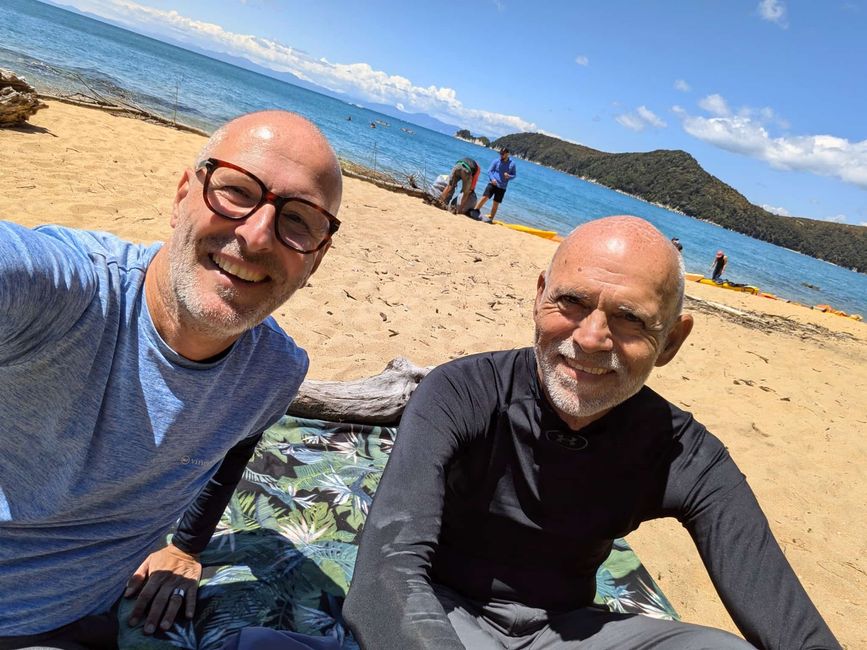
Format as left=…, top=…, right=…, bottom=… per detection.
left=534, top=334, right=650, bottom=421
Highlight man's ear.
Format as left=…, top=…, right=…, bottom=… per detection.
left=655, top=313, right=694, bottom=367
left=170, top=169, right=193, bottom=229
left=533, top=271, right=547, bottom=317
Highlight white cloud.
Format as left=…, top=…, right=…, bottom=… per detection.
left=677, top=108, right=867, bottom=189
left=698, top=93, right=730, bottom=116
left=575, top=55, right=590, bottom=66
left=758, top=0, right=788, bottom=28
left=615, top=105, right=667, bottom=132
left=760, top=203, right=791, bottom=216
left=674, top=79, right=691, bottom=92
left=615, top=114, right=646, bottom=132
left=636, top=106, right=666, bottom=128
left=61, top=0, right=536, bottom=136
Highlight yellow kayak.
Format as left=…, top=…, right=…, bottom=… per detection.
left=492, top=220, right=561, bottom=241
left=696, top=277, right=760, bottom=295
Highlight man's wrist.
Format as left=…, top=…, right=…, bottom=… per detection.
left=170, top=538, right=202, bottom=559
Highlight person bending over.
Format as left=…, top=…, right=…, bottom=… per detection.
left=343, top=216, right=839, bottom=649
left=438, top=157, right=480, bottom=215
left=0, top=111, right=343, bottom=649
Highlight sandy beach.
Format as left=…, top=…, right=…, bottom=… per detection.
left=2, top=101, right=865, bottom=648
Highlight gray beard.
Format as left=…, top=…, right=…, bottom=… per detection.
left=167, top=234, right=291, bottom=340
left=534, top=333, right=648, bottom=421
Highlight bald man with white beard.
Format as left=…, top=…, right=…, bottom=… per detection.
left=344, top=216, right=840, bottom=650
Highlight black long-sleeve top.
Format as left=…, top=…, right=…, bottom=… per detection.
left=171, top=432, right=262, bottom=555
left=343, top=348, right=839, bottom=650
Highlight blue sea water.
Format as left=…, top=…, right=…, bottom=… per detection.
left=2, top=0, right=865, bottom=316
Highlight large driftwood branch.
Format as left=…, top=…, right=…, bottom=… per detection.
left=0, top=69, right=47, bottom=126
left=287, top=357, right=431, bottom=424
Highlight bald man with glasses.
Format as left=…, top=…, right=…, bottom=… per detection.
left=0, top=111, right=342, bottom=649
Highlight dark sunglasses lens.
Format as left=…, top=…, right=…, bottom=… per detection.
left=206, top=167, right=263, bottom=218
left=278, top=202, right=332, bottom=251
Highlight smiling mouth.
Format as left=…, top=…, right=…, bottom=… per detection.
left=210, top=253, right=268, bottom=283
left=562, top=357, right=613, bottom=376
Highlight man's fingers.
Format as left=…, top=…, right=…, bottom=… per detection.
left=159, top=587, right=184, bottom=631
left=143, top=583, right=175, bottom=634
left=127, top=573, right=165, bottom=626
left=123, top=571, right=145, bottom=598
left=123, top=559, right=150, bottom=598
left=184, top=582, right=198, bottom=619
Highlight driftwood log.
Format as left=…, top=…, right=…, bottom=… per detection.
left=0, top=69, right=47, bottom=126
left=287, top=357, right=431, bottom=424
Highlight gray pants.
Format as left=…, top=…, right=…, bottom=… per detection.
left=434, top=583, right=755, bottom=649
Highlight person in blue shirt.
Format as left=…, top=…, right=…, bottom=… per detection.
left=475, top=148, right=517, bottom=222
left=0, top=110, right=343, bottom=649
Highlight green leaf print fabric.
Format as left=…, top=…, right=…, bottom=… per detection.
left=118, top=416, right=677, bottom=649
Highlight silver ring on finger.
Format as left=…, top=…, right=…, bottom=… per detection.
left=171, top=587, right=186, bottom=599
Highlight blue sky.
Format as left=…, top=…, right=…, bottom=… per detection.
left=51, top=0, right=866, bottom=226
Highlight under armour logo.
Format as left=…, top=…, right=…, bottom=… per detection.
left=545, top=430, right=589, bottom=451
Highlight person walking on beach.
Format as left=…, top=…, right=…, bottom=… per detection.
left=475, top=148, right=517, bottom=223
left=344, top=216, right=840, bottom=650
left=710, top=249, right=728, bottom=282
left=0, top=111, right=343, bottom=649
left=438, top=157, right=480, bottom=215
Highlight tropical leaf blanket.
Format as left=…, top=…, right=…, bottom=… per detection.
left=118, top=416, right=678, bottom=649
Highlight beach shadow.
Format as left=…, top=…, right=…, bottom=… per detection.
left=4, top=123, right=56, bottom=136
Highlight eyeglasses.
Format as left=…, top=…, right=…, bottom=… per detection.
left=196, top=158, right=340, bottom=254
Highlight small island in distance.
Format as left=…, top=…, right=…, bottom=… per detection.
left=455, top=129, right=490, bottom=147
left=456, top=130, right=865, bottom=273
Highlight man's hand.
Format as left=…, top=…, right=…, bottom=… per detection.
left=124, top=544, right=202, bottom=635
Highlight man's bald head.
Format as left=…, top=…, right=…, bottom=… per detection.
left=149, top=110, right=344, bottom=361
left=533, top=215, right=693, bottom=429
left=549, top=216, right=685, bottom=326
left=198, top=111, right=343, bottom=214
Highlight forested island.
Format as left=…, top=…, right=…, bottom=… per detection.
left=492, top=132, right=867, bottom=273
left=455, top=129, right=491, bottom=147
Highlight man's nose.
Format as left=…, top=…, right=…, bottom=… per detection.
left=572, top=309, right=614, bottom=353
left=235, top=202, right=278, bottom=252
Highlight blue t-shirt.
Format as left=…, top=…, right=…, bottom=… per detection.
left=0, top=222, right=309, bottom=635
left=487, top=157, right=517, bottom=189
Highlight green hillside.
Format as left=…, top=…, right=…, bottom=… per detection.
left=492, top=132, right=867, bottom=273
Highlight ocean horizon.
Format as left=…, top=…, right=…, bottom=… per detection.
left=1, top=0, right=865, bottom=317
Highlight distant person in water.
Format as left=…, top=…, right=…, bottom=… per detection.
left=710, top=250, right=728, bottom=282
left=475, top=148, right=517, bottom=223
left=671, top=237, right=683, bottom=252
